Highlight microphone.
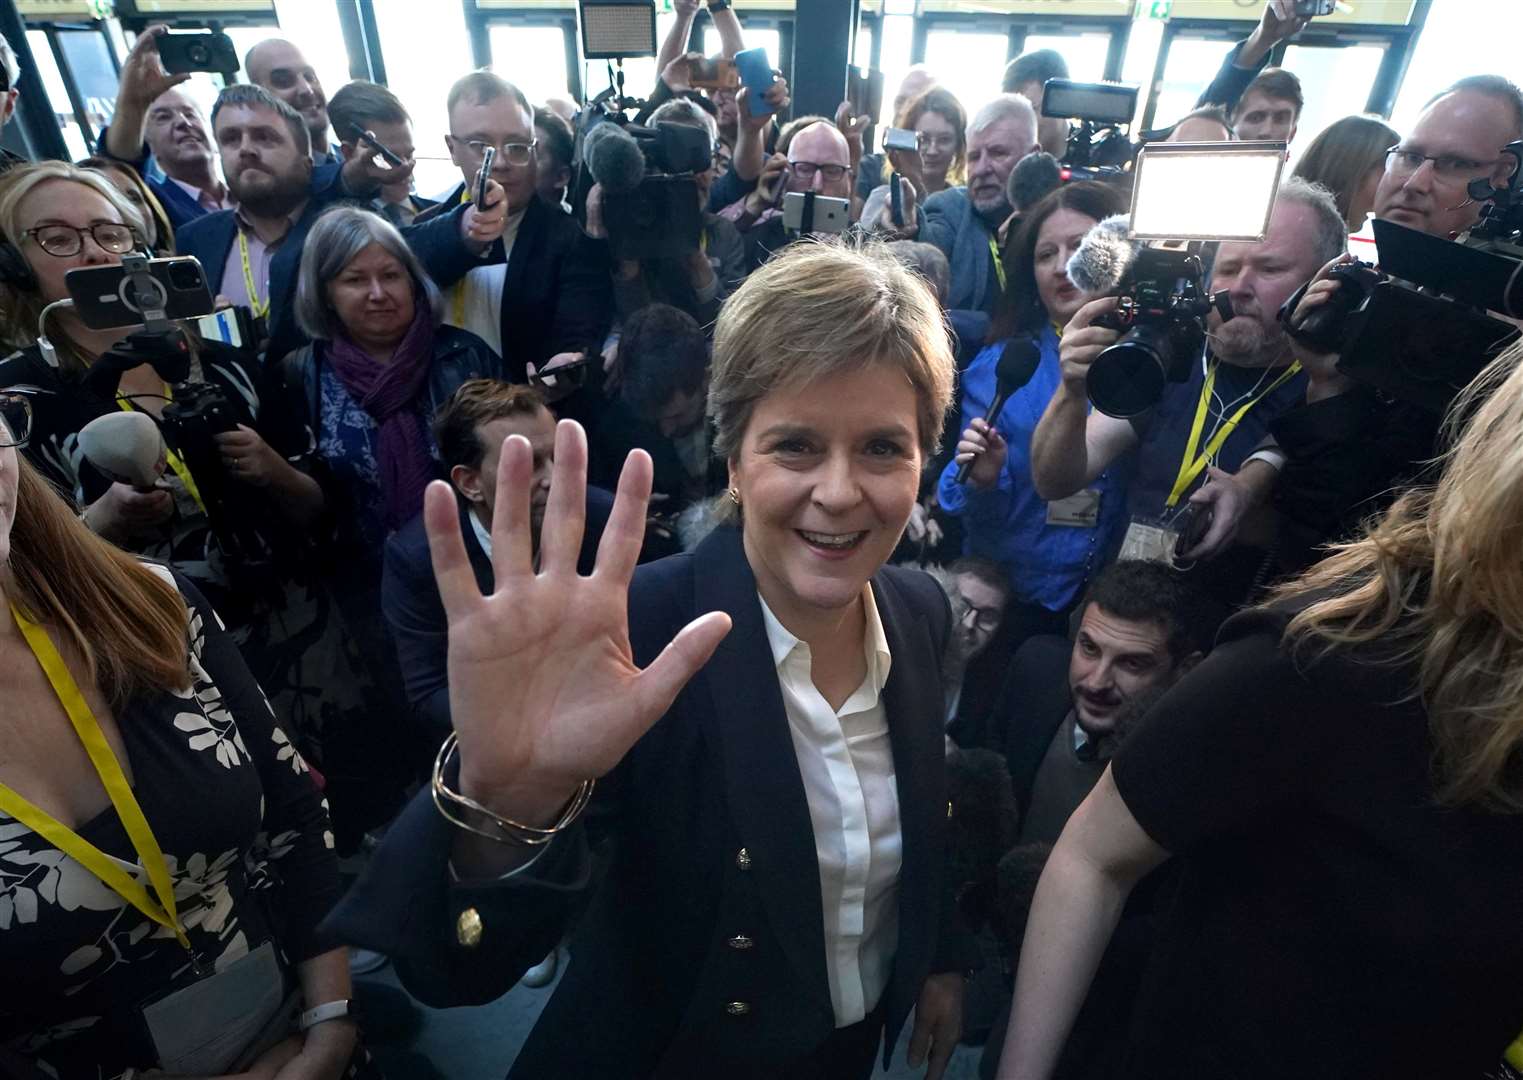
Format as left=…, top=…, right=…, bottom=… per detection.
left=1007, top=152, right=1063, bottom=213
left=79, top=411, right=167, bottom=491
left=1065, top=213, right=1137, bottom=294
left=585, top=122, right=646, bottom=195
left=955, top=335, right=1043, bottom=484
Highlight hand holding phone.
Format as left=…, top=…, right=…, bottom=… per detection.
left=155, top=31, right=239, bottom=76
left=476, top=145, right=497, bottom=208
left=343, top=122, right=404, bottom=169
left=734, top=48, right=778, bottom=118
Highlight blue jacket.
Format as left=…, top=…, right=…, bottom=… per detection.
left=921, top=185, right=1000, bottom=315
left=938, top=330, right=1132, bottom=612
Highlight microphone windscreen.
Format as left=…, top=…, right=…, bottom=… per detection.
left=586, top=121, right=646, bottom=194
left=79, top=411, right=166, bottom=489
left=994, top=334, right=1043, bottom=393
left=1066, top=214, right=1135, bottom=295
left=1007, top=152, right=1062, bottom=213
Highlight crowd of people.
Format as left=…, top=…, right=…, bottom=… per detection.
left=1, top=0, right=1522, bottom=1075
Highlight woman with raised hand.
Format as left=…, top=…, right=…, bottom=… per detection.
left=328, top=241, right=975, bottom=1079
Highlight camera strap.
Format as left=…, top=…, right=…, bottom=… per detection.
left=988, top=234, right=1007, bottom=293
left=0, top=603, right=196, bottom=959
left=236, top=230, right=271, bottom=320
left=115, top=391, right=206, bottom=514
left=1165, top=359, right=1302, bottom=508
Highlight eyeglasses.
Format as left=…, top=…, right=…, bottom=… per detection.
left=959, top=602, right=1002, bottom=634
left=456, top=138, right=539, bottom=167
left=788, top=161, right=850, bottom=182
left=917, top=132, right=957, bottom=153
left=0, top=392, right=33, bottom=449
left=24, top=223, right=138, bottom=258
left=1384, top=145, right=1500, bottom=185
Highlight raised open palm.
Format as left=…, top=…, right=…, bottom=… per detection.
left=424, top=420, right=732, bottom=826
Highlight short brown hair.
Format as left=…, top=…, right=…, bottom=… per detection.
left=433, top=378, right=549, bottom=471
left=1236, top=67, right=1303, bottom=121
left=329, top=79, right=410, bottom=137
left=709, top=239, right=955, bottom=461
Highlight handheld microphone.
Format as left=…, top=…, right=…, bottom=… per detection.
left=79, top=411, right=167, bottom=491
left=1065, top=214, right=1137, bottom=295
left=956, top=335, right=1043, bottom=484
left=1007, top=152, right=1063, bottom=213
left=585, top=122, right=646, bottom=195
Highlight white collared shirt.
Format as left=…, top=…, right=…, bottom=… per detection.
left=469, top=507, right=492, bottom=558
left=759, top=587, right=903, bottom=1027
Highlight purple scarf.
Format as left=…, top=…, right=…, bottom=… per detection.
left=327, top=307, right=437, bottom=531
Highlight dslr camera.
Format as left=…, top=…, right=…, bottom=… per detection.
left=1041, top=78, right=1138, bottom=179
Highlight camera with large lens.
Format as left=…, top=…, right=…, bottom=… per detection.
left=1087, top=247, right=1228, bottom=419
left=1041, top=78, right=1138, bottom=177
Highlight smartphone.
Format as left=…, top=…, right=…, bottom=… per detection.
left=847, top=66, right=884, bottom=125
left=342, top=122, right=404, bottom=169
left=475, top=145, right=496, bottom=207
left=884, top=127, right=919, bottom=154
left=734, top=47, right=777, bottom=118
left=529, top=355, right=594, bottom=388
left=890, top=175, right=904, bottom=227
left=689, top=56, right=738, bottom=91
left=66, top=257, right=216, bottom=330
left=782, top=192, right=850, bottom=235
left=1295, top=0, right=1336, bottom=14
left=155, top=31, right=239, bottom=76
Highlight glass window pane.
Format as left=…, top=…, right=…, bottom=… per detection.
left=1022, top=33, right=1111, bottom=83
left=854, top=24, right=875, bottom=71
left=376, top=0, right=474, bottom=200
left=923, top=29, right=1008, bottom=120
left=700, top=25, right=779, bottom=66
left=1153, top=36, right=1234, bottom=131
left=874, top=13, right=914, bottom=129
left=490, top=25, right=572, bottom=105
left=57, top=30, right=118, bottom=143
left=1281, top=44, right=1384, bottom=163
left=25, top=29, right=89, bottom=159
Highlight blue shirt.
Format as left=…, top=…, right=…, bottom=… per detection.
left=938, top=329, right=1133, bottom=612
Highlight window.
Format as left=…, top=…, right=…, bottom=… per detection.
left=923, top=29, right=1009, bottom=121
left=854, top=23, right=875, bottom=71
left=1281, top=43, right=1384, bottom=162
left=700, top=25, right=779, bottom=65
left=375, top=0, right=473, bottom=199
left=1022, top=32, right=1111, bottom=83
left=25, top=30, right=88, bottom=159
left=56, top=29, right=118, bottom=145
left=874, top=13, right=914, bottom=128
left=1152, top=36, right=1234, bottom=131
left=489, top=25, right=573, bottom=104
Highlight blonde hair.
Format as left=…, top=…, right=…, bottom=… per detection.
left=1277, top=342, right=1523, bottom=812
left=9, top=454, right=190, bottom=708
left=709, top=238, right=955, bottom=462
left=0, top=161, right=147, bottom=356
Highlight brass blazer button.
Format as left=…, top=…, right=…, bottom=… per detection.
left=456, top=907, right=483, bottom=948
left=727, top=934, right=754, bottom=950
left=725, top=1000, right=751, bottom=1016
left=735, top=847, right=751, bottom=870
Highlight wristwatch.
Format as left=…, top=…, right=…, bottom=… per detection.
left=707, top=0, right=732, bottom=12
left=299, top=998, right=360, bottom=1031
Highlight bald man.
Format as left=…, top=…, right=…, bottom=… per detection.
left=743, top=121, right=855, bottom=270
left=244, top=38, right=338, bottom=165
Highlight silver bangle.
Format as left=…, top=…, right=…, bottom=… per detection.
left=430, top=734, right=594, bottom=847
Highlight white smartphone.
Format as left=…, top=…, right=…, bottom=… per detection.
left=884, top=127, right=919, bottom=153
left=782, top=192, right=851, bottom=234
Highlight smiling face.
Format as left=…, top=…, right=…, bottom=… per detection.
left=246, top=39, right=328, bottom=144
left=1033, top=206, right=1098, bottom=326
left=913, top=109, right=959, bottom=189
left=144, top=87, right=214, bottom=176
left=325, top=242, right=416, bottom=352
left=729, top=365, right=923, bottom=628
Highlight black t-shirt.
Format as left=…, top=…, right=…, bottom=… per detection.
left=1111, top=602, right=1523, bottom=1078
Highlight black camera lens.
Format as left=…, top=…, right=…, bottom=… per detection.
left=167, top=261, right=203, bottom=291
left=1087, top=325, right=1174, bottom=419
left=188, top=44, right=209, bottom=64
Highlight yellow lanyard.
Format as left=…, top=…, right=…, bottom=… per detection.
left=449, top=186, right=474, bottom=327
left=115, top=390, right=206, bottom=514
left=237, top=229, right=270, bottom=319
left=989, top=234, right=1007, bottom=294
left=0, top=604, right=192, bottom=953
left=1506, top=1028, right=1523, bottom=1071
left=1166, top=359, right=1302, bottom=508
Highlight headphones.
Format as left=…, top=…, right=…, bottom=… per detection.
left=0, top=235, right=38, bottom=293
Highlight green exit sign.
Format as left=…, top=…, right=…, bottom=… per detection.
left=1144, top=0, right=1172, bottom=18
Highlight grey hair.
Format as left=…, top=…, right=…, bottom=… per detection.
left=968, top=92, right=1037, bottom=139
left=1275, top=175, right=1348, bottom=268
left=649, top=97, right=718, bottom=145
left=887, top=240, right=951, bottom=306
left=294, top=205, right=441, bottom=341
left=0, top=32, right=19, bottom=91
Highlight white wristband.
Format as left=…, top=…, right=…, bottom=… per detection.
left=299, top=998, right=355, bottom=1031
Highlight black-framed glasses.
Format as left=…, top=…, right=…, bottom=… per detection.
left=0, top=392, right=33, bottom=449
left=1384, top=145, right=1500, bottom=185
left=24, top=223, right=138, bottom=258
left=458, top=138, right=538, bottom=167
left=959, top=602, right=1002, bottom=634
left=789, top=161, right=850, bottom=182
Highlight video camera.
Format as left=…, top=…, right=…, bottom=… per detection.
left=1041, top=78, right=1138, bottom=180
left=573, top=87, right=711, bottom=261
left=1068, top=141, right=1288, bottom=418
left=1279, top=140, right=1523, bottom=414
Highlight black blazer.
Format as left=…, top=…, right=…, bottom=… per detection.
left=995, top=634, right=1077, bottom=823
left=381, top=490, right=615, bottom=738
left=323, top=524, right=971, bottom=1077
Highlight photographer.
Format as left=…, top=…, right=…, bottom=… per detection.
left=1003, top=50, right=1070, bottom=161
left=856, top=65, right=938, bottom=202
left=737, top=119, right=856, bottom=269
left=863, top=87, right=968, bottom=237
left=1028, top=179, right=1344, bottom=597
left=1195, top=1, right=1316, bottom=127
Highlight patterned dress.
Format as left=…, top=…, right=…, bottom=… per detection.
left=0, top=568, right=378, bottom=1078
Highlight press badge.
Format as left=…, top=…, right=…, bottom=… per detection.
left=1119, top=516, right=1180, bottom=565
left=1046, top=489, right=1101, bottom=528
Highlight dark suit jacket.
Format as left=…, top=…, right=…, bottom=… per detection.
left=323, top=523, right=971, bottom=1077
left=175, top=182, right=479, bottom=366
left=996, top=634, right=1076, bottom=823
left=381, top=490, right=615, bottom=738
left=415, top=188, right=613, bottom=386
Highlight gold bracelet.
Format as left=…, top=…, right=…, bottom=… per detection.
left=431, top=734, right=595, bottom=846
